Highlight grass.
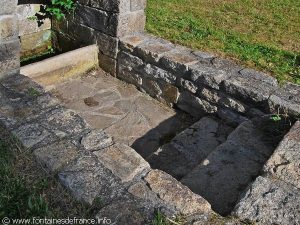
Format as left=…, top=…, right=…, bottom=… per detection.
left=146, top=0, right=300, bottom=84
left=0, top=127, right=103, bottom=220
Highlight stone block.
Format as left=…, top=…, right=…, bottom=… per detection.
left=39, top=107, right=89, bottom=138
left=268, top=82, right=300, bottom=117
left=59, top=154, right=125, bottom=204
left=161, top=82, right=179, bottom=105
left=140, top=78, right=162, bottom=98
left=263, top=121, right=300, bottom=189
left=99, top=52, right=117, bottom=76
left=187, top=63, right=230, bottom=90
left=20, top=30, right=52, bottom=59
left=0, top=39, right=20, bottom=79
left=131, top=0, right=147, bottom=11
left=75, top=5, right=118, bottom=36
left=177, top=91, right=217, bottom=118
left=0, top=15, right=18, bottom=41
left=138, top=63, right=177, bottom=84
left=233, top=176, right=300, bottom=225
left=89, top=0, right=130, bottom=12
left=159, top=46, right=199, bottom=75
left=93, top=143, right=150, bottom=183
left=117, top=66, right=143, bottom=87
left=223, top=68, right=278, bottom=105
left=0, top=0, right=17, bottom=15
left=144, top=170, right=212, bottom=215
left=81, top=129, right=113, bottom=151
left=217, top=108, right=248, bottom=127
left=34, top=140, right=80, bottom=174
left=119, top=33, right=149, bottom=53
left=118, top=51, right=144, bottom=70
left=12, top=123, right=57, bottom=149
left=117, top=10, right=146, bottom=37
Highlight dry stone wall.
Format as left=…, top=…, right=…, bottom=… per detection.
left=53, top=0, right=146, bottom=75
left=17, top=4, right=52, bottom=59
left=0, top=0, right=20, bottom=78
left=118, top=33, right=300, bottom=122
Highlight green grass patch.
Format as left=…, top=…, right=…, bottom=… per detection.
left=146, top=0, right=300, bottom=84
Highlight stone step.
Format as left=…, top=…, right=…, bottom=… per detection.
left=181, top=120, right=276, bottom=215
left=20, top=45, right=99, bottom=88
left=148, top=116, right=234, bottom=180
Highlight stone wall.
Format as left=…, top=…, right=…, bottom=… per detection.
left=117, top=33, right=300, bottom=122
left=0, top=0, right=20, bottom=79
left=53, top=0, right=146, bottom=75
left=17, top=4, right=51, bottom=59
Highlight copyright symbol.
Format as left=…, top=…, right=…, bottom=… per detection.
left=2, top=217, right=10, bottom=225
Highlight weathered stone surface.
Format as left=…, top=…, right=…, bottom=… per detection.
left=130, top=0, right=147, bottom=11
left=268, top=82, right=300, bottom=117
left=34, top=140, right=80, bottom=174
left=223, top=68, right=278, bottom=104
left=81, top=129, right=113, bottom=151
left=212, top=58, right=243, bottom=74
left=89, top=0, right=130, bottom=12
left=93, top=143, right=150, bottom=183
left=0, top=15, right=18, bottom=41
left=160, top=82, right=179, bottom=105
left=187, top=63, right=229, bottom=90
left=119, top=33, right=148, bottom=52
left=12, top=123, right=57, bottom=149
left=181, top=121, right=275, bottom=215
left=197, top=86, right=247, bottom=113
left=118, top=51, right=144, bottom=70
left=149, top=117, right=233, bottom=179
left=0, top=0, right=17, bottom=15
left=59, top=154, right=125, bottom=205
left=96, top=199, right=148, bottom=225
left=263, top=121, right=300, bottom=189
left=217, top=108, right=249, bottom=127
left=159, top=46, right=199, bottom=74
left=117, top=10, right=146, bottom=36
left=144, top=170, right=212, bottom=215
left=140, top=63, right=177, bottom=84
left=233, top=176, right=300, bottom=225
left=177, top=91, right=217, bottom=118
left=98, top=52, right=117, bottom=76
left=40, top=107, right=89, bottom=138
left=20, top=30, right=52, bottom=59
left=128, top=181, right=160, bottom=202
left=17, top=4, right=51, bottom=36
left=0, top=39, right=20, bottom=78
left=118, top=66, right=143, bottom=86
left=134, top=36, right=174, bottom=63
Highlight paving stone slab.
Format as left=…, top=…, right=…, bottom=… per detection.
left=264, top=121, right=300, bottom=189
left=58, top=154, right=125, bottom=205
left=149, top=117, right=233, bottom=179
left=181, top=120, right=275, bottom=215
left=93, top=143, right=150, bottom=183
left=233, top=176, right=300, bottom=225
left=144, top=170, right=212, bottom=216
left=34, top=140, right=80, bottom=174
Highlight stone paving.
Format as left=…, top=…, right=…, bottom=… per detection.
left=47, top=69, right=194, bottom=158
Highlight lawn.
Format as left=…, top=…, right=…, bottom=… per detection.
left=146, top=0, right=300, bottom=84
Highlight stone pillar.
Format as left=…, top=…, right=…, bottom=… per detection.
left=53, top=0, right=147, bottom=76
left=0, top=0, right=20, bottom=79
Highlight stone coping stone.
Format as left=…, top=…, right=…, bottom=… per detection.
left=264, top=121, right=300, bottom=189
left=58, top=153, right=126, bottom=205
left=81, top=129, right=114, bottom=151
left=93, top=143, right=150, bottom=183
left=232, top=176, right=300, bottom=225
left=144, top=169, right=212, bottom=216
left=34, top=140, right=80, bottom=174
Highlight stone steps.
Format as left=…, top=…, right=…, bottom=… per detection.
left=148, top=116, right=234, bottom=180
left=181, top=120, right=277, bottom=215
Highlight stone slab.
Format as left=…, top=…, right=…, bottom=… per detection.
left=144, top=170, right=212, bottom=215
left=264, top=121, right=300, bottom=189
left=93, top=143, right=150, bottom=183
left=81, top=129, right=113, bottom=151
left=34, top=140, right=80, bottom=174
left=233, top=176, right=300, bottom=225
